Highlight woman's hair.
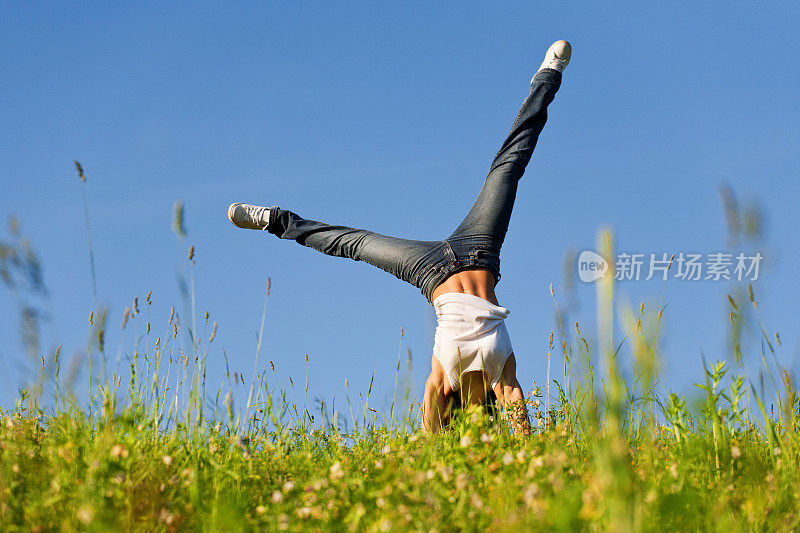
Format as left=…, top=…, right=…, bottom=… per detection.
left=449, top=387, right=499, bottom=417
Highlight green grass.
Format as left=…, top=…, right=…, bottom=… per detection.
left=1, top=379, right=798, bottom=531
left=2, top=268, right=797, bottom=531
left=1, top=176, right=796, bottom=531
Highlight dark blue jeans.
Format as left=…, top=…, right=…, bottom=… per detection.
left=267, top=69, right=562, bottom=303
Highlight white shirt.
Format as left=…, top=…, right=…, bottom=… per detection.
left=432, top=292, right=513, bottom=391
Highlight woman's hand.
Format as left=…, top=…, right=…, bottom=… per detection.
left=493, top=354, right=533, bottom=436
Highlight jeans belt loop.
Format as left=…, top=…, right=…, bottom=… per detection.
left=443, top=240, right=460, bottom=267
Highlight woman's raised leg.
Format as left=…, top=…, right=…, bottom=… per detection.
left=447, top=41, right=569, bottom=251
left=229, top=202, right=444, bottom=291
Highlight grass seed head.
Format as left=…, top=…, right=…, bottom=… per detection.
left=172, top=201, right=186, bottom=239
left=74, top=161, right=86, bottom=182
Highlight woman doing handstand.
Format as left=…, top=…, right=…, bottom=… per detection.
left=228, top=40, right=571, bottom=434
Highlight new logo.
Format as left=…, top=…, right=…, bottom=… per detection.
left=578, top=250, right=609, bottom=283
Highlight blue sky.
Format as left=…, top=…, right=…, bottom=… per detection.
left=1, top=2, right=798, bottom=416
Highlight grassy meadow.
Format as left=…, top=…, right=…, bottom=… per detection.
left=1, top=174, right=797, bottom=531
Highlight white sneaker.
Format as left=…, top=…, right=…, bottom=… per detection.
left=535, top=40, right=571, bottom=76
left=228, top=202, right=271, bottom=230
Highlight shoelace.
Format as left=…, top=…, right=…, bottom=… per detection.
left=244, top=205, right=270, bottom=229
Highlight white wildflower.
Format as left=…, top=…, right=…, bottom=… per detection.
left=77, top=504, right=95, bottom=524
left=329, top=461, right=344, bottom=481
left=470, top=494, right=483, bottom=509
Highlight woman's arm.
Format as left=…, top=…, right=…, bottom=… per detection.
left=423, top=355, right=452, bottom=433
left=493, top=354, right=532, bottom=436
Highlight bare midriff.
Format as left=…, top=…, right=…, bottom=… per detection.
left=430, top=268, right=499, bottom=306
